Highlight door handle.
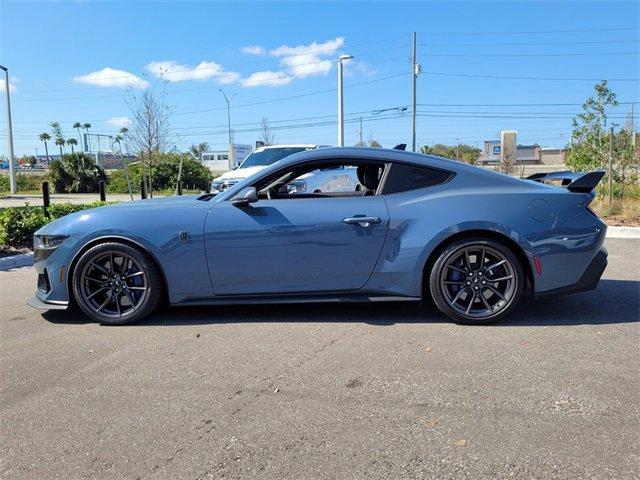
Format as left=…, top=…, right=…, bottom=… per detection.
left=342, top=216, right=381, bottom=227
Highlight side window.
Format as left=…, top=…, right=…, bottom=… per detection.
left=283, top=165, right=359, bottom=195
left=382, top=163, right=453, bottom=195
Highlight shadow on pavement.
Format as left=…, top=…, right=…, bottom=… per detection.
left=41, top=279, right=639, bottom=328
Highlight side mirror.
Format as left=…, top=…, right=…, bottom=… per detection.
left=231, top=186, right=258, bottom=207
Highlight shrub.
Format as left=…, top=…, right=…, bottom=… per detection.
left=0, top=173, right=50, bottom=193
left=0, top=201, right=110, bottom=248
left=50, top=152, right=107, bottom=193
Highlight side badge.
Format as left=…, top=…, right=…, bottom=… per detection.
left=179, top=231, right=189, bottom=243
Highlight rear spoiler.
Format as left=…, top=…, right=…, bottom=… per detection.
left=526, top=170, right=605, bottom=193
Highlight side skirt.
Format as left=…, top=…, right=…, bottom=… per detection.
left=171, top=293, right=421, bottom=307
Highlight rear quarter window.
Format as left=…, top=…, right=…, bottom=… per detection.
left=382, top=163, right=453, bottom=194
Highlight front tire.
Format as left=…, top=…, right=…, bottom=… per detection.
left=429, top=238, right=524, bottom=324
left=72, top=242, right=163, bottom=325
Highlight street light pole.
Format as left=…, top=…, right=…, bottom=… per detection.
left=0, top=65, right=16, bottom=194
left=219, top=89, right=236, bottom=170
left=337, top=54, right=353, bottom=147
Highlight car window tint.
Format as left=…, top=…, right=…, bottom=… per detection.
left=282, top=165, right=360, bottom=195
left=382, top=163, right=452, bottom=194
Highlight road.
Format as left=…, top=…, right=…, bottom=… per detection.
left=1, top=239, right=638, bottom=479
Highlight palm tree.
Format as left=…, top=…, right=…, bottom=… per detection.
left=55, top=137, right=66, bottom=157
left=39, top=133, right=51, bottom=164
left=119, top=127, right=129, bottom=155
left=83, top=123, right=91, bottom=135
left=73, top=122, right=83, bottom=149
left=67, top=138, right=78, bottom=154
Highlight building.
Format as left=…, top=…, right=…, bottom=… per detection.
left=479, top=140, right=567, bottom=166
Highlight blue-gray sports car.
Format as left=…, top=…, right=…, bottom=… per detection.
left=29, top=147, right=607, bottom=325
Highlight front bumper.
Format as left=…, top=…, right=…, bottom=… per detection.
left=27, top=294, right=68, bottom=310
left=535, top=247, right=608, bottom=298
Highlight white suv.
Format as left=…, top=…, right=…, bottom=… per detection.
left=210, top=144, right=354, bottom=193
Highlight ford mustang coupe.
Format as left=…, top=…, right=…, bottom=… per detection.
left=29, top=147, right=607, bottom=325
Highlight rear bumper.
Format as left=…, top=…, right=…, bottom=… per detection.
left=535, top=247, right=607, bottom=298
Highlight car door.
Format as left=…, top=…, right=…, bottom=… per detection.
left=204, top=195, right=389, bottom=295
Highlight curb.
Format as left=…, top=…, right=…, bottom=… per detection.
left=606, top=226, right=640, bottom=239
left=0, top=252, right=34, bottom=271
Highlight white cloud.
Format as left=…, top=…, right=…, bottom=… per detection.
left=270, top=37, right=345, bottom=78
left=106, top=116, right=132, bottom=128
left=242, top=45, right=266, bottom=55
left=241, top=70, right=293, bottom=88
left=0, top=76, right=19, bottom=93
left=146, top=60, right=240, bottom=84
left=73, top=67, right=149, bottom=89
left=346, top=60, right=378, bottom=78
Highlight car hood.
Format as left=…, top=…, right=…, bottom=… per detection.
left=36, top=195, right=204, bottom=235
left=216, top=165, right=267, bottom=181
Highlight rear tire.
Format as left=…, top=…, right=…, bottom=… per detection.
left=72, top=242, right=163, bottom=325
left=429, top=237, right=524, bottom=325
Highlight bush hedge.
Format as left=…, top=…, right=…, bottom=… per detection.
left=0, top=202, right=109, bottom=248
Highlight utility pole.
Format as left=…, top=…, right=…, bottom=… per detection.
left=0, top=65, right=16, bottom=194
left=456, top=137, right=460, bottom=160
left=358, top=117, right=363, bottom=146
left=411, top=32, right=420, bottom=153
left=337, top=54, right=353, bottom=147
left=219, top=89, right=236, bottom=170
left=608, top=126, right=613, bottom=204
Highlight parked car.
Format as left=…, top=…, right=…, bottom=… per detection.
left=29, top=147, right=607, bottom=326
left=210, top=144, right=331, bottom=192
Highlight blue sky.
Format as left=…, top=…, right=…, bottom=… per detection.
left=1, top=0, right=638, bottom=157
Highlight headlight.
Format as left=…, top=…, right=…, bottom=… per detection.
left=33, top=235, right=68, bottom=261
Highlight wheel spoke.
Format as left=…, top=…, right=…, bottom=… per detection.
left=443, top=280, right=465, bottom=285
left=465, top=293, right=475, bottom=314
left=127, top=286, right=146, bottom=290
left=479, top=248, right=485, bottom=269
left=489, top=275, right=514, bottom=282
left=451, top=287, right=468, bottom=305
left=115, top=292, right=122, bottom=316
left=486, top=285, right=506, bottom=301
left=479, top=290, right=493, bottom=312
left=464, top=249, right=473, bottom=270
left=96, top=292, right=113, bottom=312
left=125, top=271, right=144, bottom=280
left=447, top=264, right=467, bottom=274
left=86, top=286, right=109, bottom=300
left=485, top=259, right=507, bottom=272
left=84, top=276, right=104, bottom=283
left=90, top=261, right=110, bottom=276
left=124, top=290, right=137, bottom=311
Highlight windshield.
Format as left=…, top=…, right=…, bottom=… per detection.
left=239, top=147, right=309, bottom=168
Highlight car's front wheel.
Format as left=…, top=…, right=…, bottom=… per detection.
left=72, top=242, right=163, bottom=325
left=429, top=238, right=524, bottom=324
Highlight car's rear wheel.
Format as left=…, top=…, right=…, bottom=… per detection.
left=72, top=242, right=163, bottom=325
left=429, top=238, right=524, bottom=324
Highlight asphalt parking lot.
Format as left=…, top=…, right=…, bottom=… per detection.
left=1, top=238, right=638, bottom=480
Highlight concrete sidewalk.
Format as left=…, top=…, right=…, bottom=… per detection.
left=0, top=193, right=141, bottom=208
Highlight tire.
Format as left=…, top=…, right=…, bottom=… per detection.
left=72, top=242, right=163, bottom=325
left=429, top=237, right=524, bottom=325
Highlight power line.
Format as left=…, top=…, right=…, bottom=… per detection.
left=423, top=70, right=640, bottom=82
left=417, top=26, right=639, bottom=36
left=421, top=52, right=639, bottom=58
left=418, top=39, right=639, bottom=47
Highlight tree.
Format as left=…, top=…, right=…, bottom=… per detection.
left=420, top=143, right=480, bottom=164
left=567, top=80, right=618, bottom=172
left=55, top=137, right=66, bottom=157
left=189, top=142, right=210, bottom=161
left=368, top=137, right=382, bottom=148
left=73, top=122, right=83, bottom=147
left=39, top=133, right=51, bottom=164
left=66, top=138, right=78, bottom=154
left=49, top=152, right=107, bottom=193
left=82, top=123, right=91, bottom=135
left=126, top=85, right=172, bottom=195
left=260, top=117, right=275, bottom=146
left=498, top=141, right=516, bottom=175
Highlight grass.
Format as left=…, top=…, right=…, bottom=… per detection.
left=591, top=196, right=640, bottom=226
